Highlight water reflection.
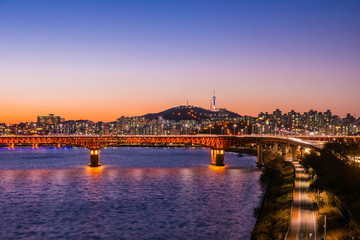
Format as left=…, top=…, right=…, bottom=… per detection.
left=0, top=148, right=262, bottom=239
left=131, top=168, right=144, bottom=181
left=209, top=165, right=226, bottom=174
left=86, top=166, right=104, bottom=176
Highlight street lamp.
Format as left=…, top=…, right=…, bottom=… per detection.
left=221, top=127, right=224, bottom=135
left=317, top=189, right=326, bottom=240
left=234, top=124, right=237, bottom=135
left=209, top=124, right=212, bottom=135
left=319, top=213, right=326, bottom=240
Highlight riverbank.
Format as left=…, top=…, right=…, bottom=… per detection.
left=313, top=190, right=360, bottom=239
left=251, top=152, right=294, bottom=240
left=302, top=149, right=360, bottom=239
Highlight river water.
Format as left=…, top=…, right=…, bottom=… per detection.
left=0, top=147, right=262, bottom=239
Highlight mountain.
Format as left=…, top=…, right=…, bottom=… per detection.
left=142, top=105, right=241, bottom=121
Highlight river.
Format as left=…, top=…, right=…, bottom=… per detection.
left=0, top=147, right=262, bottom=239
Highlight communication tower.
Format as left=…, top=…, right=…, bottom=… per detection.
left=212, top=89, right=216, bottom=111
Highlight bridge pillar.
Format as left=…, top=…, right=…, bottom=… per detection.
left=257, top=144, right=263, bottom=166
left=8, top=143, right=15, bottom=149
left=273, top=143, right=278, bottom=153
left=290, top=145, right=298, bottom=161
left=280, top=144, right=287, bottom=160
left=89, top=149, right=101, bottom=167
left=57, top=143, right=61, bottom=148
left=211, top=149, right=225, bottom=166
left=300, top=147, right=305, bottom=159
left=32, top=143, right=38, bottom=148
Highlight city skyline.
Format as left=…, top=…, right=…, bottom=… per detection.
left=1, top=1, right=360, bottom=123
left=2, top=106, right=359, bottom=137
left=1, top=104, right=359, bottom=125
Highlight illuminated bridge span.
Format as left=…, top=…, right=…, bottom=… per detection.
left=0, top=135, right=355, bottom=167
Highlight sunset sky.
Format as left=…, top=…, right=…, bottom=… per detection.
left=1, top=0, right=359, bottom=123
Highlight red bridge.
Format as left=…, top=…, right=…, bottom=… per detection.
left=0, top=135, right=358, bottom=167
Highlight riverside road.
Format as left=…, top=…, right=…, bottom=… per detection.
left=286, top=161, right=317, bottom=240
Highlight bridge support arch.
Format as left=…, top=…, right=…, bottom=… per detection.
left=8, top=143, right=15, bottom=149
left=211, top=149, right=224, bottom=166
left=89, top=149, right=101, bottom=167
left=32, top=143, right=38, bottom=148
left=290, top=145, right=298, bottom=161
left=300, top=147, right=305, bottom=159
left=280, top=144, right=287, bottom=160
left=273, top=142, right=278, bottom=153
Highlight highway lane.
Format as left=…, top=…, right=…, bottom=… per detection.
left=286, top=161, right=317, bottom=240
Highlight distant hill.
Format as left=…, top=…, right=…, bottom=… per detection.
left=142, top=105, right=241, bottom=121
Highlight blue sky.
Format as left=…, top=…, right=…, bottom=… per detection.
left=1, top=0, right=360, bottom=122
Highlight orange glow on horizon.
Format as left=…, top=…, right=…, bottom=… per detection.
left=1, top=98, right=359, bottom=124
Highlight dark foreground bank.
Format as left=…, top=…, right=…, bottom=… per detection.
left=251, top=152, right=294, bottom=240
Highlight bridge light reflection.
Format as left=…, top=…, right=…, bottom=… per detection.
left=209, top=165, right=226, bottom=174
left=87, top=165, right=103, bottom=175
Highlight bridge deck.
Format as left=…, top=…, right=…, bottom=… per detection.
left=0, top=135, right=330, bottom=150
